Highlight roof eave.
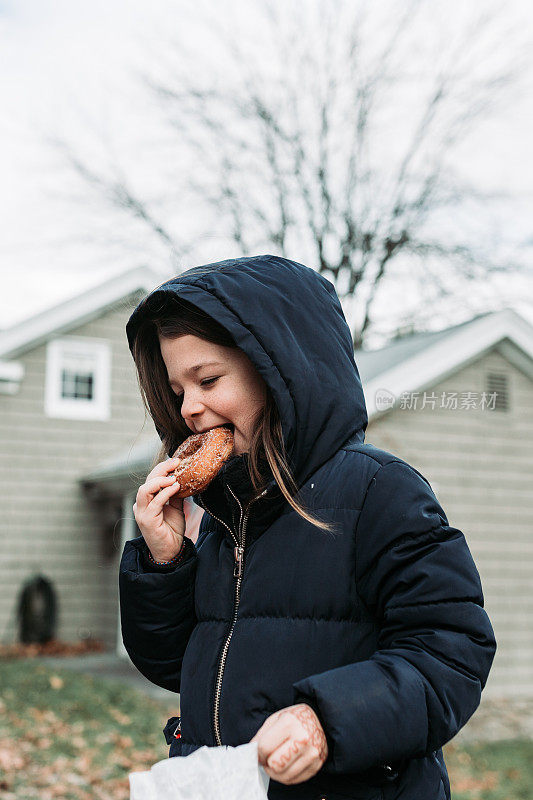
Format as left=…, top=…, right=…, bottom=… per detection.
left=0, top=265, right=169, bottom=359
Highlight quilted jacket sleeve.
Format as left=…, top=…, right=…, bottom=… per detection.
left=119, top=533, right=198, bottom=693
left=293, top=460, right=497, bottom=775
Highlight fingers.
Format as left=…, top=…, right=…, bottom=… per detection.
left=266, top=735, right=306, bottom=774
left=144, top=480, right=182, bottom=516
left=251, top=711, right=281, bottom=763
left=135, top=474, right=178, bottom=510
left=133, top=458, right=183, bottom=518
left=254, top=713, right=290, bottom=767
left=146, top=457, right=182, bottom=482
left=262, top=735, right=322, bottom=785
left=252, top=709, right=325, bottom=785
left=275, top=756, right=321, bottom=785
left=134, top=475, right=182, bottom=517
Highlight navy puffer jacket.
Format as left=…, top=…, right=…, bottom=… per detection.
left=120, top=255, right=496, bottom=800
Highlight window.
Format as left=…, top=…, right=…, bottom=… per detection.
left=486, top=372, right=509, bottom=412
left=45, top=337, right=111, bottom=421
left=61, top=366, right=94, bottom=401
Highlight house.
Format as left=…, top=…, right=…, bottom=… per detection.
left=1, top=270, right=531, bottom=699
left=0, top=266, right=171, bottom=653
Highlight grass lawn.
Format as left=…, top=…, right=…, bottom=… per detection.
left=0, top=659, right=531, bottom=799
left=0, top=659, right=172, bottom=799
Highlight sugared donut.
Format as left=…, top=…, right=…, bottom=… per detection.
left=171, top=425, right=234, bottom=498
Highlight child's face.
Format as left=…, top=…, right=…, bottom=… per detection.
left=159, top=334, right=268, bottom=455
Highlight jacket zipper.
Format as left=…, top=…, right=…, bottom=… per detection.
left=198, top=485, right=268, bottom=746
left=196, top=482, right=394, bottom=773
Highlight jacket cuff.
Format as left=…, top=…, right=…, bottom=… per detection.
left=140, top=537, right=195, bottom=572
left=294, top=686, right=402, bottom=784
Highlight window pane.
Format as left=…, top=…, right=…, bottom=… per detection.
left=61, top=368, right=94, bottom=400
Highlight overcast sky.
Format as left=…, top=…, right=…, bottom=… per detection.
left=1, top=0, right=532, bottom=338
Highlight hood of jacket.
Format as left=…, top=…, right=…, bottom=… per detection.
left=126, top=255, right=368, bottom=532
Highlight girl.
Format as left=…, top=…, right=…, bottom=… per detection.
left=120, top=255, right=496, bottom=800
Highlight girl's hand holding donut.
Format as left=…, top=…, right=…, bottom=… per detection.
left=132, top=458, right=186, bottom=562
left=250, top=703, right=328, bottom=785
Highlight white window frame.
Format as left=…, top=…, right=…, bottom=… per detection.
left=45, top=337, right=111, bottom=421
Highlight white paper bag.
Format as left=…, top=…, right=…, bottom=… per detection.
left=129, top=741, right=270, bottom=800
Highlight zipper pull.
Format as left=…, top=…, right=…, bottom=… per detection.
left=174, top=717, right=181, bottom=739
left=233, top=545, right=244, bottom=578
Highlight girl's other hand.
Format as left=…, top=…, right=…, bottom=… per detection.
left=132, top=458, right=186, bottom=562
left=250, top=703, right=328, bottom=785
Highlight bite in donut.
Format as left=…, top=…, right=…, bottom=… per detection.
left=171, top=425, right=235, bottom=498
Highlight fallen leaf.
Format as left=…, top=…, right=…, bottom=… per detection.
left=0, top=741, right=25, bottom=771
left=109, top=708, right=132, bottom=726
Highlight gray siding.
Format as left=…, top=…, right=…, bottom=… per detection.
left=364, top=345, right=533, bottom=697
left=0, top=292, right=152, bottom=650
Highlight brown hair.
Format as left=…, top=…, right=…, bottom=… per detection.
left=130, top=293, right=336, bottom=533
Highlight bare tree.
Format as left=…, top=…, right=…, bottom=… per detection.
left=58, top=0, right=529, bottom=347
